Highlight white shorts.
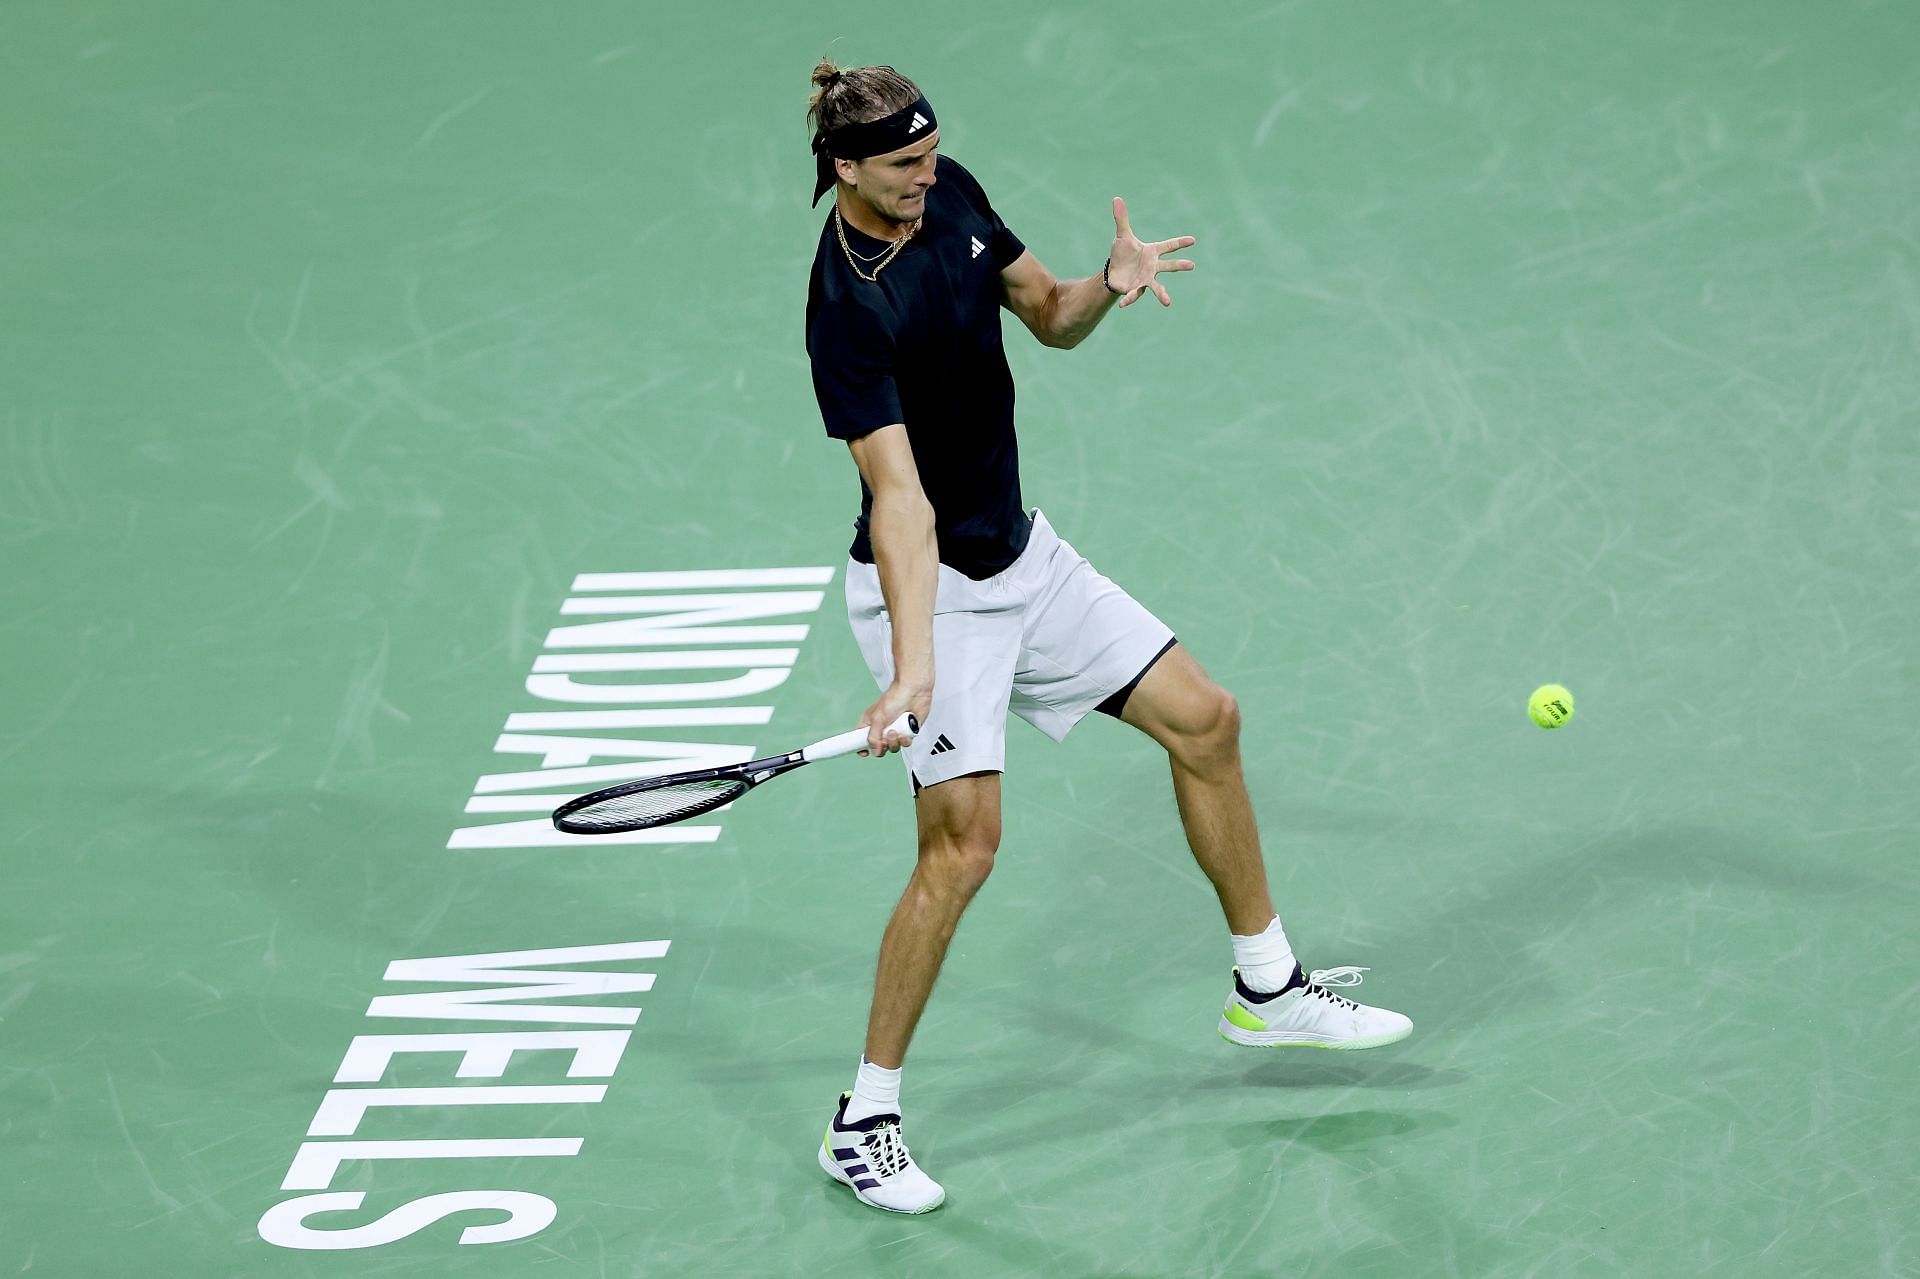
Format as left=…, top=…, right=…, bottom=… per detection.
left=846, top=509, right=1178, bottom=795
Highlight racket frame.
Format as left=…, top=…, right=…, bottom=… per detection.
left=551, top=712, right=917, bottom=835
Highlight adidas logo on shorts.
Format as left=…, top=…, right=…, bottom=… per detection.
left=970, top=236, right=985, bottom=259
left=928, top=734, right=956, bottom=756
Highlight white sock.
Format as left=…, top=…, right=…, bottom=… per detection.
left=1231, top=915, right=1297, bottom=994
left=843, top=1056, right=902, bottom=1124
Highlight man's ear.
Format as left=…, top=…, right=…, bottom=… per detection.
left=834, top=156, right=860, bottom=189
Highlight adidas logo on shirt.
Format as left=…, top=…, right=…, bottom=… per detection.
left=908, top=112, right=929, bottom=134
left=970, top=236, right=985, bottom=259
left=928, top=734, right=957, bottom=756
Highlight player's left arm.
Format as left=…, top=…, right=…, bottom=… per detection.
left=1000, top=196, right=1195, bottom=350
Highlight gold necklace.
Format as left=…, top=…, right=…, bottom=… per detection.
left=835, top=207, right=916, bottom=281
left=836, top=222, right=895, bottom=263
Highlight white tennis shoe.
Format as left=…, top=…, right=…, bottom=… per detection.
left=1219, top=964, right=1412, bottom=1049
left=818, top=1092, right=945, bottom=1214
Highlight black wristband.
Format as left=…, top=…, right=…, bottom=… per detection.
left=1102, top=257, right=1124, bottom=296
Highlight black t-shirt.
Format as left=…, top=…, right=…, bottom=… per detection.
left=806, top=155, right=1031, bottom=580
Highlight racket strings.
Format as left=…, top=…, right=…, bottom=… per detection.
left=557, top=776, right=748, bottom=833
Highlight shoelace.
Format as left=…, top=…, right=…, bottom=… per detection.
left=1305, top=965, right=1369, bottom=1011
left=863, top=1121, right=911, bottom=1178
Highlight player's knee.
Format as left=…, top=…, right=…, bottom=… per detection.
left=912, top=772, right=1000, bottom=894
left=918, top=829, right=998, bottom=896
left=1173, top=684, right=1240, bottom=771
left=1215, top=687, right=1242, bottom=741
left=953, top=837, right=997, bottom=895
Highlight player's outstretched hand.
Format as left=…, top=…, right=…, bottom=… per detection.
left=1109, top=196, right=1196, bottom=308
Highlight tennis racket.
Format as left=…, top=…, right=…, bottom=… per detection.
left=551, top=712, right=918, bottom=835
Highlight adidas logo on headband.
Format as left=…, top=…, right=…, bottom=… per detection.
left=908, top=112, right=929, bottom=133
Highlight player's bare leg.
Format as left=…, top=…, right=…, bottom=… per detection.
left=1118, top=644, right=1274, bottom=934
left=1118, top=643, right=1411, bottom=1049
left=820, top=770, right=997, bottom=1214
left=865, top=770, right=1001, bottom=1067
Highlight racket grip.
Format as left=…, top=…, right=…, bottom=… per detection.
left=805, top=712, right=919, bottom=763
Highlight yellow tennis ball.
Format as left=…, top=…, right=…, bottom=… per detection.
left=1528, top=684, right=1575, bottom=729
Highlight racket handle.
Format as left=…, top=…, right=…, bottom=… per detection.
left=805, top=712, right=919, bottom=763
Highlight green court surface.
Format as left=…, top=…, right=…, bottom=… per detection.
left=4, top=2, right=1917, bottom=1275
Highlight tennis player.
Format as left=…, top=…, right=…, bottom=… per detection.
left=803, top=60, right=1412, bottom=1215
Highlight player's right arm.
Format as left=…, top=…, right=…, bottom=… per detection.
left=848, top=424, right=936, bottom=758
